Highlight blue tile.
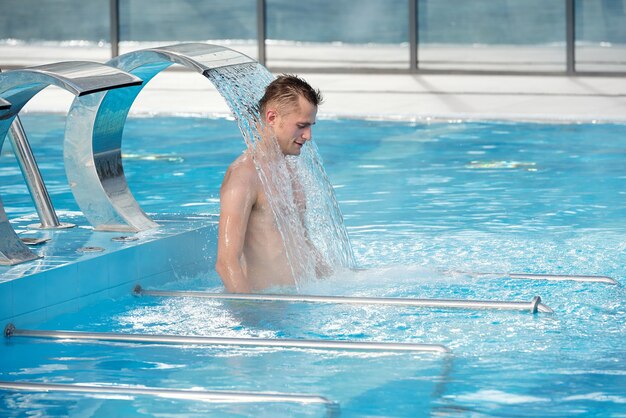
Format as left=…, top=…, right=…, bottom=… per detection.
left=141, top=270, right=175, bottom=289
left=107, top=281, right=139, bottom=299
left=136, top=239, right=171, bottom=278
left=44, top=264, right=80, bottom=306
left=108, top=247, right=139, bottom=288
left=176, top=258, right=213, bottom=280
left=0, top=280, right=13, bottom=321
left=12, top=274, right=47, bottom=317
left=77, top=290, right=109, bottom=311
left=10, top=308, right=47, bottom=329
left=75, top=256, right=109, bottom=297
left=171, top=228, right=214, bottom=268
left=4, top=221, right=218, bottom=328
left=46, top=298, right=80, bottom=322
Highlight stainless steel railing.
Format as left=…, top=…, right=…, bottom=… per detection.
left=4, top=324, right=450, bottom=354
left=0, top=68, right=67, bottom=230
left=0, top=381, right=340, bottom=416
left=7, top=116, right=75, bottom=230
left=451, top=271, right=618, bottom=285
left=133, top=285, right=554, bottom=314
left=101, top=0, right=605, bottom=76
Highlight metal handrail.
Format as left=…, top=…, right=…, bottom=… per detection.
left=565, top=0, right=576, bottom=74
left=7, top=116, right=75, bottom=230
left=109, top=0, right=120, bottom=58
left=409, top=0, right=418, bottom=71
left=0, top=381, right=339, bottom=416
left=508, top=272, right=617, bottom=284
left=101, top=0, right=624, bottom=76
left=4, top=324, right=450, bottom=354
left=453, top=271, right=618, bottom=285
left=133, top=285, right=553, bottom=314
left=0, top=67, right=73, bottom=230
left=256, top=0, right=266, bottom=64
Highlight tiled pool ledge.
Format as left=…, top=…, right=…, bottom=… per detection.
left=1, top=214, right=218, bottom=328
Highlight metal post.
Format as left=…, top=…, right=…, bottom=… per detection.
left=110, top=0, right=120, bottom=58
left=565, top=0, right=576, bottom=74
left=256, top=0, right=267, bottom=65
left=0, top=68, right=73, bottom=230
left=409, top=0, right=418, bottom=72
left=6, top=118, right=73, bottom=229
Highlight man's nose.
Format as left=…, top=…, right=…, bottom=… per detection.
left=302, top=127, right=312, bottom=141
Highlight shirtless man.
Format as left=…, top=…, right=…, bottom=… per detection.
left=215, top=75, right=323, bottom=293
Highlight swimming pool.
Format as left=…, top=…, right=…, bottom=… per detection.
left=1, top=114, right=625, bottom=416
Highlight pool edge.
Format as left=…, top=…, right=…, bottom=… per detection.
left=1, top=222, right=217, bottom=328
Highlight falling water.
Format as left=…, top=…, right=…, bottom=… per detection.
left=288, top=144, right=356, bottom=269
left=206, top=62, right=356, bottom=288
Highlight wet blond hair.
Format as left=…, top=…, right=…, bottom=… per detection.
left=258, top=74, right=323, bottom=117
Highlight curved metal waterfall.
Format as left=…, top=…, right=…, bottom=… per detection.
left=0, top=62, right=142, bottom=265
left=64, top=43, right=255, bottom=232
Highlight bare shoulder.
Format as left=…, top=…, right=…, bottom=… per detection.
left=221, top=152, right=259, bottom=192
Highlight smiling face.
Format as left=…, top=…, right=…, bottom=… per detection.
left=265, top=95, right=317, bottom=156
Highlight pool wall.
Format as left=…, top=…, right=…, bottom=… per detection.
left=0, top=221, right=217, bottom=329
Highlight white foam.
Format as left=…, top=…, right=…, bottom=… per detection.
left=451, top=389, right=548, bottom=405
left=564, top=392, right=626, bottom=404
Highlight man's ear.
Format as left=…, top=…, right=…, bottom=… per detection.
left=266, top=109, right=277, bottom=126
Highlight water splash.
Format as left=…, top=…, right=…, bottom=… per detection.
left=289, top=142, right=356, bottom=269
left=206, top=63, right=356, bottom=288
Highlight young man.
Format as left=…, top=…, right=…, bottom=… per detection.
left=215, top=75, right=323, bottom=293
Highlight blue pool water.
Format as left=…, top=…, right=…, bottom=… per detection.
left=1, top=114, right=625, bottom=417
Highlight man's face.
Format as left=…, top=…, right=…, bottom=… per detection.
left=267, top=96, right=317, bottom=156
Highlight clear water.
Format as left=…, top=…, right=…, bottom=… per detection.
left=1, top=114, right=625, bottom=417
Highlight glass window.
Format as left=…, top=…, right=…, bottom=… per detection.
left=118, top=0, right=257, bottom=59
left=0, top=0, right=110, bottom=66
left=265, top=0, right=409, bottom=70
left=417, top=0, right=566, bottom=72
left=575, top=0, right=626, bottom=73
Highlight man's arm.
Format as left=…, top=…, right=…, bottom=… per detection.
left=215, top=160, right=257, bottom=293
